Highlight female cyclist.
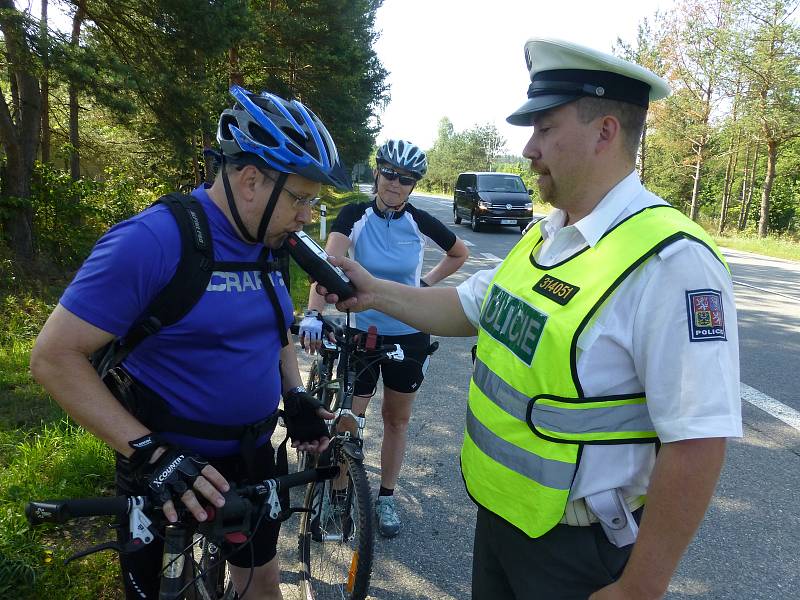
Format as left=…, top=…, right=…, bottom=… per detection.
left=300, top=139, right=469, bottom=537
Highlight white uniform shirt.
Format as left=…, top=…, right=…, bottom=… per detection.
left=457, top=171, right=742, bottom=505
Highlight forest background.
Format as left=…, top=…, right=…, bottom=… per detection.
left=1, top=0, right=799, bottom=597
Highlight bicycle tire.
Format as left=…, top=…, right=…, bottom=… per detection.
left=298, top=447, right=374, bottom=600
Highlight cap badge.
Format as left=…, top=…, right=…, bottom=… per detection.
left=595, top=86, right=605, bottom=96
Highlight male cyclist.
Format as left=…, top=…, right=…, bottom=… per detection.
left=30, top=86, right=351, bottom=600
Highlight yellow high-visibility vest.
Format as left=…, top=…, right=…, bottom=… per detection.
left=462, top=205, right=728, bottom=537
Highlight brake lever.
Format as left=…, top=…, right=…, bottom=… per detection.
left=64, top=536, right=150, bottom=565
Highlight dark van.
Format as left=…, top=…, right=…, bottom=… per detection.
left=453, top=172, right=539, bottom=233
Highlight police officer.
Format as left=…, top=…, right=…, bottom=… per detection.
left=316, top=38, right=742, bottom=599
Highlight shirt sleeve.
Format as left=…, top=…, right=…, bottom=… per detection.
left=330, top=203, right=361, bottom=238
left=411, top=207, right=457, bottom=251
left=59, top=212, right=180, bottom=336
left=456, top=266, right=500, bottom=328
left=633, top=240, right=742, bottom=442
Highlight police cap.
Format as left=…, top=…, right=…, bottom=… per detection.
left=507, top=38, right=671, bottom=126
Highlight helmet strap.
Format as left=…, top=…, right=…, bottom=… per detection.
left=257, top=172, right=288, bottom=243
left=221, top=154, right=258, bottom=243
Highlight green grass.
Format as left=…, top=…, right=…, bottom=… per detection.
left=0, top=423, right=118, bottom=599
left=713, top=232, right=800, bottom=261
left=0, top=275, right=119, bottom=598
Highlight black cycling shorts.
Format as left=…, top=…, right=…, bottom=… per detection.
left=352, top=330, right=432, bottom=396
left=116, top=443, right=280, bottom=599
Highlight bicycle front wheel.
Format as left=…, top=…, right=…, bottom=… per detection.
left=298, top=447, right=374, bottom=600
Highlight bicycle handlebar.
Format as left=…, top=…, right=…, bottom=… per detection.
left=26, top=465, right=339, bottom=527
left=26, top=496, right=132, bottom=525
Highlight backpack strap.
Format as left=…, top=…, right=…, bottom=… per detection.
left=145, top=193, right=215, bottom=326
left=92, top=193, right=214, bottom=377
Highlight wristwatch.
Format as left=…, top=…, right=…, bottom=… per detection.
left=286, top=385, right=307, bottom=397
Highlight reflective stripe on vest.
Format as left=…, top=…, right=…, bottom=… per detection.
left=465, top=402, right=575, bottom=490
left=474, top=358, right=657, bottom=443
left=462, top=205, right=730, bottom=538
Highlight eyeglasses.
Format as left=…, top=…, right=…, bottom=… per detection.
left=262, top=171, right=320, bottom=209
left=379, top=167, right=416, bottom=186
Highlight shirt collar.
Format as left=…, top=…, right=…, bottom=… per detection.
left=371, top=196, right=407, bottom=219
left=538, top=170, right=642, bottom=247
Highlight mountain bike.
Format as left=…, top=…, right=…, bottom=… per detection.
left=294, top=313, right=438, bottom=600
left=26, top=465, right=338, bottom=600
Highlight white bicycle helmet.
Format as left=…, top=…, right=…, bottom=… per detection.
left=376, top=139, right=427, bottom=179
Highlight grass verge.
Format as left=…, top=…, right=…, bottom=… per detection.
left=713, top=232, right=800, bottom=262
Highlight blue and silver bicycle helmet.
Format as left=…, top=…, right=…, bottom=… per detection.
left=376, top=139, right=428, bottom=180
left=215, top=86, right=351, bottom=245
left=218, top=85, right=351, bottom=191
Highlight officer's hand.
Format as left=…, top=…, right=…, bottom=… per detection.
left=283, top=390, right=334, bottom=454
left=298, top=313, right=324, bottom=354
left=315, top=256, right=376, bottom=312
left=145, top=446, right=229, bottom=523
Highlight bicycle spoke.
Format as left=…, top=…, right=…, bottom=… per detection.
left=299, top=451, right=373, bottom=600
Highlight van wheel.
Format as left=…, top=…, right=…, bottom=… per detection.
left=453, top=206, right=462, bottom=225
left=470, top=212, right=481, bottom=232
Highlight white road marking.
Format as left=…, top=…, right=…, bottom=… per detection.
left=480, top=252, right=502, bottom=262
left=741, top=383, right=800, bottom=432
left=732, top=280, right=800, bottom=303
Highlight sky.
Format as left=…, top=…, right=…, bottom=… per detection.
left=372, top=0, right=675, bottom=156
left=18, top=0, right=675, bottom=157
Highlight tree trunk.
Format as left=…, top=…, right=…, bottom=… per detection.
left=0, top=0, right=43, bottom=259
left=689, top=86, right=713, bottom=223
left=68, top=3, right=85, bottom=181
left=229, top=47, right=243, bottom=87
left=758, top=138, right=777, bottom=238
left=639, top=120, right=648, bottom=184
left=40, top=0, right=50, bottom=164
left=689, top=146, right=703, bottom=222
left=3, top=146, right=35, bottom=259
left=202, top=130, right=214, bottom=182
left=742, top=145, right=759, bottom=230
left=737, top=144, right=758, bottom=231
left=718, top=131, right=739, bottom=235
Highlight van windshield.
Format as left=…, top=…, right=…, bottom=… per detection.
left=477, top=175, right=527, bottom=193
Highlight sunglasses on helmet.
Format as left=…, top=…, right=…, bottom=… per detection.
left=379, top=167, right=416, bottom=186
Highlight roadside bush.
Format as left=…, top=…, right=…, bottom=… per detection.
left=31, top=163, right=166, bottom=268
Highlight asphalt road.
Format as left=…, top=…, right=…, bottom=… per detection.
left=275, top=190, right=800, bottom=599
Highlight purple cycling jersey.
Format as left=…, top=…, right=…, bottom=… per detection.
left=60, top=186, right=294, bottom=456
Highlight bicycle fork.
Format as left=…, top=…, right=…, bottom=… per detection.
left=159, top=525, right=190, bottom=599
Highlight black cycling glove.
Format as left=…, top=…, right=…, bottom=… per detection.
left=283, top=389, right=329, bottom=444
left=142, top=446, right=209, bottom=506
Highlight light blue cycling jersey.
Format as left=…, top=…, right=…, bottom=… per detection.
left=331, top=198, right=456, bottom=335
